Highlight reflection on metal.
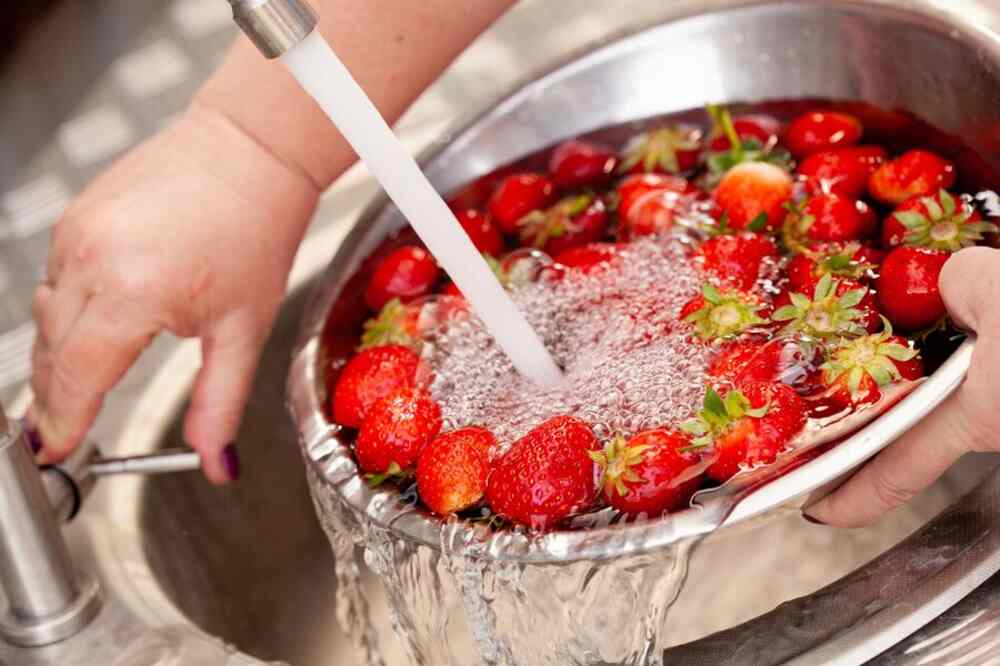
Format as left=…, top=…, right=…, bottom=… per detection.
left=229, top=0, right=318, bottom=59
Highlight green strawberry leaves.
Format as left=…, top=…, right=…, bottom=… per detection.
left=684, top=284, right=768, bottom=341
left=821, top=318, right=920, bottom=398
left=360, top=299, right=418, bottom=350
left=894, top=189, right=998, bottom=251
left=681, top=386, right=769, bottom=450
left=772, top=274, right=869, bottom=339
left=619, top=126, right=700, bottom=174
left=701, top=105, right=793, bottom=189
left=518, top=193, right=592, bottom=247
left=589, top=436, right=651, bottom=498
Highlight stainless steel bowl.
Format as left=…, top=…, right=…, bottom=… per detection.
left=289, top=0, right=996, bottom=563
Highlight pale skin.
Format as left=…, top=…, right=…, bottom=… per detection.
left=28, top=2, right=1000, bottom=529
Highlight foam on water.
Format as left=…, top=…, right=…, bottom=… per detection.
left=422, top=236, right=713, bottom=449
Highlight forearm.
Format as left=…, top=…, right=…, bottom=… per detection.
left=195, top=0, right=516, bottom=191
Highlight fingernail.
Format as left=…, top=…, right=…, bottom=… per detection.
left=803, top=514, right=826, bottom=526
left=26, top=429, right=42, bottom=455
left=221, top=443, right=240, bottom=482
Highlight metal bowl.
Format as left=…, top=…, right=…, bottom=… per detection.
left=288, top=0, right=996, bottom=563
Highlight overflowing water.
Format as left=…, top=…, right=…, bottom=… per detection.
left=280, top=31, right=561, bottom=386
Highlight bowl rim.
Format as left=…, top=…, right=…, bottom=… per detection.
left=287, top=0, right=983, bottom=563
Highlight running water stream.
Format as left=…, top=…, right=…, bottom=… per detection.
left=280, top=31, right=561, bottom=387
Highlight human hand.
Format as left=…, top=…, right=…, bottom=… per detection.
left=29, top=103, right=319, bottom=483
left=806, top=246, right=1000, bottom=526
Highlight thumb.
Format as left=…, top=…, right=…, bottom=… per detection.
left=184, top=314, right=267, bottom=485
left=939, top=246, right=1000, bottom=333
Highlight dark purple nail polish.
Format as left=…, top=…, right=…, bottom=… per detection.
left=26, top=429, right=42, bottom=455
left=803, top=514, right=825, bottom=526
left=221, top=443, right=240, bottom=481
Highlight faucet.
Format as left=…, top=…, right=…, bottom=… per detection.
left=228, top=0, right=318, bottom=58
left=0, top=409, right=101, bottom=647
left=0, top=403, right=203, bottom=647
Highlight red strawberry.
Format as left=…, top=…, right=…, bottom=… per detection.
left=786, top=242, right=884, bottom=294
left=772, top=274, right=880, bottom=338
left=590, top=429, right=703, bottom=516
left=620, top=125, right=702, bottom=174
left=797, top=146, right=887, bottom=199
left=695, top=233, right=779, bottom=291
left=485, top=415, right=600, bottom=529
left=881, top=190, right=996, bottom=250
left=417, top=427, right=495, bottom=515
left=355, top=387, right=442, bottom=476
left=714, top=162, right=794, bottom=231
left=876, top=247, right=950, bottom=331
left=359, top=299, right=422, bottom=350
left=617, top=174, right=695, bottom=218
left=454, top=208, right=505, bottom=256
left=703, top=106, right=794, bottom=189
left=488, top=173, right=558, bottom=234
left=682, top=383, right=806, bottom=482
left=332, top=345, right=420, bottom=428
left=518, top=194, right=608, bottom=255
left=817, top=323, right=924, bottom=411
left=868, top=150, right=956, bottom=206
left=785, top=194, right=877, bottom=244
left=709, top=338, right=824, bottom=393
left=553, top=242, right=621, bottom=274
left=680, top=284, right=769, bottom=341
left=549, top=139, right=617, bottom=189
left=784, top=110, right=863, bottom=157
left=709, top=114, right=781, bottom=151
left=365, top=246, right=441, bottom=312
left=616, top=174, right=698, bottom=239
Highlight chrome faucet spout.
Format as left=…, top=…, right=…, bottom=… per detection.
left=228, top=0, right=318, bottom=59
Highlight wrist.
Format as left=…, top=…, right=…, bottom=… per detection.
left=174, top=101, right=320, bottom=240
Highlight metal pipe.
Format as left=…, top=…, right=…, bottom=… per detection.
left=228, top=0, right=318, bottom=59
left=0, top=416, right=100, bottom=646
left=89, top=448, right=201, bottom=477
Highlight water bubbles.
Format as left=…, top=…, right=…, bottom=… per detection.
left=423, top=237, right=713, bottom=452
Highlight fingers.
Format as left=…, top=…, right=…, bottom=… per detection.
left=31, top=296, right=153, bottom=463
left=939, top=246, right=1000, bottom=333
left=805, top=392, right=969, bottom=528
left=183, top=314, right=266, bottom=485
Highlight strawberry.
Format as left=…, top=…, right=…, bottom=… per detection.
left=881, top=190, right=996, bottom=250
left=454, top=208, right=505, bottom=256
left=786, top=242, right=884, bottom=294
left=709, top=338, right=824, bottom=394
left=772, top=274, right=879, bottom=339
left=553, top=242, right=621, bottom=274
left=714, top=162, right=794, bottom=231
left=682, top=383, right=806, bottom=482
left=703, top=106, right=793, bottom=189
left=818, top=321, right=924, bottom=411
left=549, top=139, right=618, bottom=189
left=356, top=387, right=442, bottom=476
left=797, top=146, right=887, bottom=199
left=332, top=345, right=420, bottom=429
left=590, top=429, right=703, bottom=516
left=868, top=150, right=956, bottom=206
left=488, top=173, right=558, bottom=234
left=619, top=125, right=702, bottom=175
left=518, top=193, right=608, bottom=255
left=694, top=233, right=779, bottom=291
left=783, top=110, right=863, bottom=157
left=417, top=427, right=495, bottom=515
left=365, top=246, right=441, bottom=312
left=359, top=299, right=422, bottom=350
left=876, top=247, right=950, bottom=331
left=708, top=114, right=781, bottom=151
left=617, top=173, right=696, bottom=218
left=784, top=194, right=877, bottom=244
left=680, top=284, right=769, bottom=341
left=616, top=174, right=698, bottom=239
left=485, top=415, right=600, bottom=529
